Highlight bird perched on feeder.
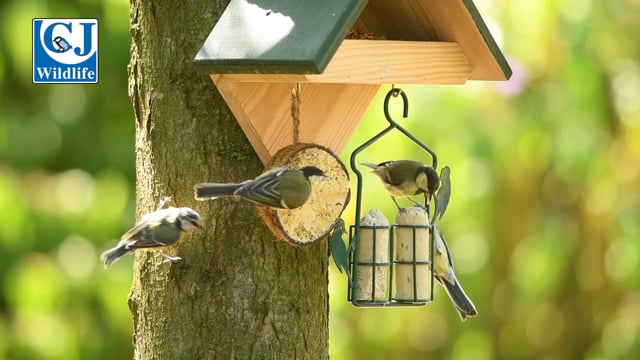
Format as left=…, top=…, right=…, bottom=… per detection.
left=433, top=223, right=477, bottom=321
left=194, top=165, right=326, bottom=210
left=361, top=160, right=439, bottom=209
left=100, top=197, right=202, bottom=268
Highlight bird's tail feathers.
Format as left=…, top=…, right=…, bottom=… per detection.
left=360, top=162, right=379, bottom=170
left=194, top=183, right=243, bottom=200
left=101, top=245, right=130, bottom=268
left=438, top=276, right=478, bottom=321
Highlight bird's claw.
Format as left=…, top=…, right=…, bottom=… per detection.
left=392, top=197, right=404, bottom=210
left=409, top=198, right=422, bottom=207
left=156, top=251, right=182, bottom=265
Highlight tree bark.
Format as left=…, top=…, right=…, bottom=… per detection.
left=127, top=1, right=329, bottom=358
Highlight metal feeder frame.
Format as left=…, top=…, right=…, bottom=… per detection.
left=347, top=87, right=439, bottom=307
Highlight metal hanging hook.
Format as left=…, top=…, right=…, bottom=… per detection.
left=384, top=87, right=409, bottom=122
left=350, top=87, right=438, bottom=173
left=349, top=86, right=439, bottom=237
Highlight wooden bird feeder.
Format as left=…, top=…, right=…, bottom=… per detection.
left=193, top=0, right=511, bottom=245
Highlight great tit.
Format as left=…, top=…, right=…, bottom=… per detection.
left=101, top=197, right=202, bottom=268
left=361, top=160, right=439, bottom=209
left=433, top=224, right=477, bottom=321
left=194, top=165, right=325, bottom=209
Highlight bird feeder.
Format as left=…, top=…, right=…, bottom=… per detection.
left=193, top=0, right=510, bottom=245
left=347, top=88, right=437, bottom=306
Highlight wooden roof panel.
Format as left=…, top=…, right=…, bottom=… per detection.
left=354, top=0, right=511, bottom=80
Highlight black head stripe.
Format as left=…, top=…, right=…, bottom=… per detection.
left=424, top=166, right=440, bottom=194
left=301, top=166, right=325, bottom=178
left=181, top=210, right=201, bottom=229
left=187, top=218, right=201, bottom=228
left=175, top=217, right=185, bottom=231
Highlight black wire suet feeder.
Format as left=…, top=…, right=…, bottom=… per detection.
left=347, top=87, right=439, bottom=307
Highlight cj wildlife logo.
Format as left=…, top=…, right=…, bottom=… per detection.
left=32, top=19, right=98, bottom=84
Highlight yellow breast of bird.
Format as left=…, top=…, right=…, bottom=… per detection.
left=384, top=182, right=419, bottom=197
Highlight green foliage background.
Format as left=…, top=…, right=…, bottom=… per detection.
left=1, top=0, right=639, bottom=359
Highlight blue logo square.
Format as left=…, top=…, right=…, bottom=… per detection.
left=33, top=19, right=98, bottom=84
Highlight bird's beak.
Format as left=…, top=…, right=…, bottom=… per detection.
left=424, top=193, right=433, bottom=206
left=190, top=219, right=204, bottom=229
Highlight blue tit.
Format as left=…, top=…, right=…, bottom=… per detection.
left=194, top=165, right=326, bottom=209
left=101, top=197, right=202, bottom=268
left=433, top=224, right=477, bottom=321
left=434, top=166, right=451, bottom=221
left=361, top=160, right=439, bottom=209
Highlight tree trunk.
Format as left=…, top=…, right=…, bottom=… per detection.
left=127, top=1, right=329, bottom=358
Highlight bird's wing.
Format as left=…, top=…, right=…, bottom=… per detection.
left=125, top=219, right=181, bottom=249
left=120, top=208, right=167, bottom=240
left=371, top=161, right=406, bottom=186
left=251, top=165, right=289, bottom=182
left=361, top=161, right=404, bottom=185
left=386, top=160, right=426, bottom=187
left=120, top=208, right=180, bottom=249
left=433, top=224, right=478, bottom=320
left=434, top=225, right=457, bottom=284
left=120, top=219, right=151, bottom=241
left=237, top=166, right=289, bottom=208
